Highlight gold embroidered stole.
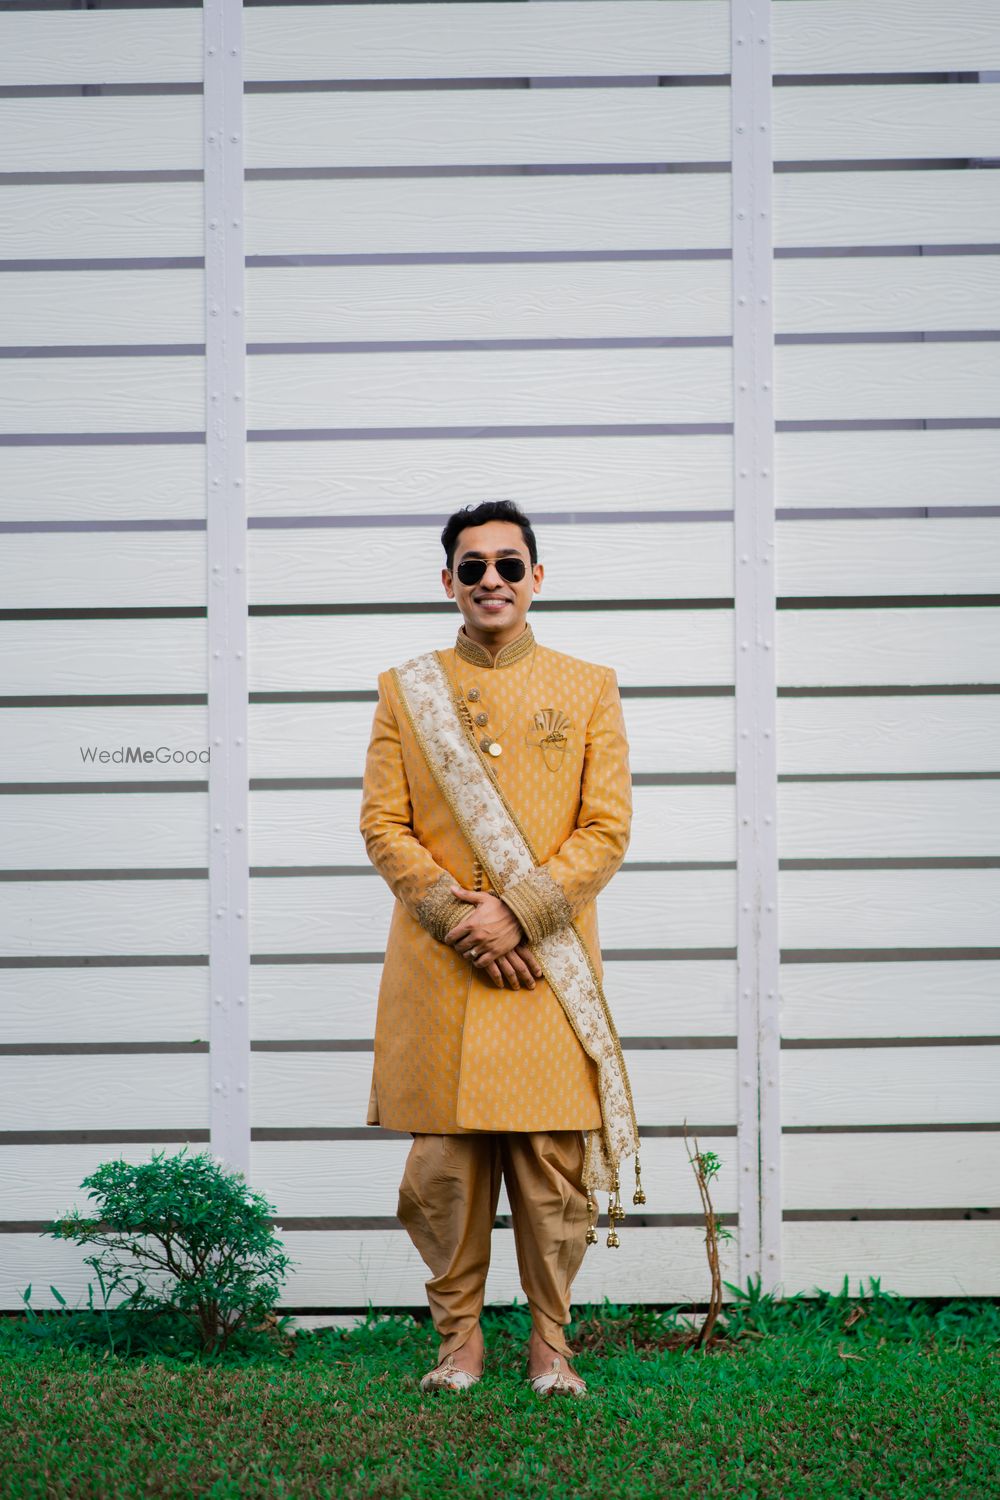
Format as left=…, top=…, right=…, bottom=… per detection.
left=391, top=648, right=642, bottom=1203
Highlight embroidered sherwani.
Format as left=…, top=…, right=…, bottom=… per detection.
left=360, top=621, right=632, bottom=1136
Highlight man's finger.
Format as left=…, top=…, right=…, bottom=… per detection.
left=497, top=956, right=520, bottom=990
left=484, top=959, right=503, bottom=988
left=515, top=944, right=544, bottom=979
left=507, top=952, right=535, bottom=990
left=444, top=921, right=474, bottom=945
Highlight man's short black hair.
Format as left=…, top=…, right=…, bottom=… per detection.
left=441, top=500, right=538, bottom=571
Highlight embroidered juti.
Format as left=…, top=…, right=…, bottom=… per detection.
left=360, top=621, right=641, bottom=1357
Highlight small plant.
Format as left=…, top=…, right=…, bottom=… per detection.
left=683, top=1119, right=733, bottom=1350
left=38, top=1146, right=294, bottom=1354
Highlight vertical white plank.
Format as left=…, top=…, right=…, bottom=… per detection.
left=204, top=0, right=250, bottom=1171
left=731, top=0, right=779, bottom=1292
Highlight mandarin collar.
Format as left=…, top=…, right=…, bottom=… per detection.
left=454, top=622, right=535, bottom=670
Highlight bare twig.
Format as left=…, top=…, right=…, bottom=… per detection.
left=682, top=1119, right=726, bottom=1351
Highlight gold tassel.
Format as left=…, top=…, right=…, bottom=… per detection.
left=606, top=1169, right=624, bottom=1247
left=584, top=1181, right=599, bottom=1245
left=633, top=1152, right=646, bottom=1206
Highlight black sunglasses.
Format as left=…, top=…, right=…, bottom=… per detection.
left=455, top=556, right=527, bottom=586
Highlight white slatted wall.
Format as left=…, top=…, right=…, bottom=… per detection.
left=1, top=1, right=998, bottom=1313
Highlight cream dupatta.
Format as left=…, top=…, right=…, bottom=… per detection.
left=391, top=648, right=644, bottom=1239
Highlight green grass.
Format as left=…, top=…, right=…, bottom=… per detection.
left=1, top=1285, right=998, bottom=1499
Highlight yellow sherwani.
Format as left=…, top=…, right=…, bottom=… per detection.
left=360, top=620, right=632, bottom=1134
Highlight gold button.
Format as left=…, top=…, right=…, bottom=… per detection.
left=467, top=687, right=480, bottom=702
left=479, top=736, right=493, bottom=753
left=475, top=711, right=488, bottom=726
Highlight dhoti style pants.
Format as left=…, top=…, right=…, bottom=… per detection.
left=397, top=1130, right=590, bottom=1360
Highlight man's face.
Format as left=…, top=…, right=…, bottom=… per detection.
left=442, top=519, right=544, bottom=645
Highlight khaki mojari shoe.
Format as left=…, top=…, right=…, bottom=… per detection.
left=527, top=1354, right=588, bottom=1398
left=419, top=1353, right=481, bottom=1393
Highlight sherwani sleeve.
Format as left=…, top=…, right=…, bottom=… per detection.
left=499, top=666, right=632, bottom=946
left=359, top=671, right=474, bottom=943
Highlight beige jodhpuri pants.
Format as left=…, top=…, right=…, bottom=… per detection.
left=397, top=1130, right=590, bottom=1361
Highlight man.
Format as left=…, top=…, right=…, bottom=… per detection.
left=360, top=500, right=642, bottom=1397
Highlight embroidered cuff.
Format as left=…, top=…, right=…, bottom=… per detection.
left=499, top=868, right=573, bottom=947
left=416, top=872, right=474, bottom=943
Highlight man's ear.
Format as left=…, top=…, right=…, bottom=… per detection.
left=442, top=567, right=455, bottom=599
left=532, top=563, right=545, bottom=594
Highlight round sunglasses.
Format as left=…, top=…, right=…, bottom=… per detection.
left=455, top=556, right=527, bottom=586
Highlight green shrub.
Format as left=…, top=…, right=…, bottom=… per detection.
left=40, top=1146, right=294, bottom=1354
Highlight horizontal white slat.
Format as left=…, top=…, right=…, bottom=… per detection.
left=0, top=705, right=210, bottom=783
left=778, top=867, right=1000, bottom=950
left=0, top=791, right=207, bottom=869
left=249, top=959, right=737, bottom=1043
left=7, top=3, right=996, bottom=89
left=251, top=1049, right=737, bottom=1130
left=249, top=871, right=737, bottom=954
left=3, top=518, right=996, bottom=610
left=0, top=619, right=206, bottom=695
left=0, top=695, right=733, bottom=782
left=8, top=169, right=995, bottom=266
left=779, top=522, right=1000, bottom=597
left=775, top=342, right=1000, bottom=423
left=775, top=255, right=1000, bottom=333
left=776, top=607, right=1000, bottom=687
left=0, top=959, right=734, bottom=1045
left=247, top=91, right=731, bottom=170
left=4, top=777, right=997, bottom=892
left=20, top=256, right=996, bottom=348
left=249, top=612, right=735, bottom=692
left=246, top=434, right=735, bottom=515
left=248, top=784, right=736, bottom=868
left=0, top=533, right=206, bottom=610
left=1, top=98, right=202, bottom=174
left=0, top=444, right=205, bottom=522
left=0, top=879, right=207, bottom=957
left=777, top=780, right=1000, bottom=859
left=0, top=870, right=733, bottom=957
left=0, top=1225, right=741, bottom=1312
left=782, top=1046, right=1000, bottom=1126
left=240, top=344, right=994, bottom=428
left=248, top=174, right=733, bottom=256
left=9, top=87, right=995, bottom=176
left=782, top=1222, right=1000, bottom=1298
left=254, top=1132, right=737, bottom=1218
left=782, top=1133, right=1000, bottom=1210
left=773, top=84, right=1000, bottom=163
left=775, top=167, right=1000, bottom=249
left=0, top=11, right=202, bottom=85
left=246, top=348, right=732, bottom=429
left=777, top=0, right=1000, bottom=72
left=2, top=607, right=995, bottom=697
left=243, top=260, right=734, bottom=341
left=0, top=357, right=203, bottom=436
left=0, top=967, right=209, bottom=1045
left=777, top=696, right=1000, bottom=775
left=0, top=183, right=205, bottom=262
left=774, top=428, right=1000, bottom=509
left=243, top=428, right=1000, bottom=517
left=0, top=1132, right=738, bottom=1220
left=242, top=693, right=991, bottom=780
left=314, top=511, right=732, bottom=597
left=0, top=1054, right=209, bottom=1130
left=0, top=269, right=203, bottom=346
left=780, top=960, right=1000, bottom=1040
left=246, top=2, right=731, bottom=80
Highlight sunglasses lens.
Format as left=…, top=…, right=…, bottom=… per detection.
left=455, top=557, right=527, bottom=586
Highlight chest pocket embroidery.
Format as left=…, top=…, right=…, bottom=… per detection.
left=526, top=708, right=572, bottom=772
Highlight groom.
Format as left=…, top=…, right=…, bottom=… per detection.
left=360, top=500, right=641, bottom=1396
